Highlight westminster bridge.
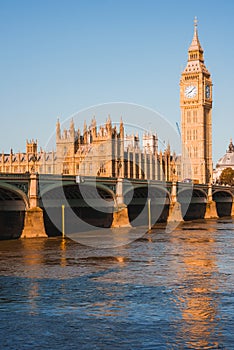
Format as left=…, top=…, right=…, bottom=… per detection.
left=0, top=173, right=234, bottom=239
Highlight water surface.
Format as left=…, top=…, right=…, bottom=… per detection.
left=0, top=219, right=234, bottom=349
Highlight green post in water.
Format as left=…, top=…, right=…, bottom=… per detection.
left=62, top=205, right=65, bottom=238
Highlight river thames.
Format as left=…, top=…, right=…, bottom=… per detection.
left=0, top=219, right=234, bottom=349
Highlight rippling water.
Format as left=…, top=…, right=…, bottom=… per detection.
left=0, top=219, right=234, bottom=349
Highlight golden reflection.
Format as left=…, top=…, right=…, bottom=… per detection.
left=19, top=240, right=44, bottom=314
left=147, top=235, right=153, bottom=243
left=116, top=256, right=125, bottom=264
left=90, top=300, right=124, bottom=317
left=171, top=229, right=221, bottom=348
left=60, top=238, right=67, bottom=267
left=20, top=239, right=46, bottom=279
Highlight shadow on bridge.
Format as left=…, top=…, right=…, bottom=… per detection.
left=124, top=186, right=170, bottom=226
left=213, top=190, right=233, bottom=217
left=0, top=185, right=28, bottom=239
left=177, top=188, right=207, bottom=221
left=1, top=174, right=234, bottom=240
left=40, top=184, right=115, bottom=236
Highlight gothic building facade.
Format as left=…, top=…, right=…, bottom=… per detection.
left=180, top=18, right=213, bottom=184
left=0, top=117, right=178, bottom=182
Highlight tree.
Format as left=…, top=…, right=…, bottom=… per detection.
left=220, top=167, right=234, bottom=186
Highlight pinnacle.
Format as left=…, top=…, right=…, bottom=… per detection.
left=188, top=17, right=203, bottom=53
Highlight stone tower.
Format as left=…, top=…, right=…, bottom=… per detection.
left=180, top=18, right=213, bottom=184
left=56, top=118, right=76, bottom=174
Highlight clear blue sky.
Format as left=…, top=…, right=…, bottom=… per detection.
left=0, top=0, right=234, bottom=164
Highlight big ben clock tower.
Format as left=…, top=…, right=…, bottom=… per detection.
left=180, top=18, right=212, bottom=184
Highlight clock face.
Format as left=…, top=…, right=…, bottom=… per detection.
left=205, top=85, right=210, bottom=99
left=185, top=85, right=197, bottom=98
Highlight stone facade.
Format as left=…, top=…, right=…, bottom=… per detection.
left=0, top=140, right=56, bottom=174
left=180, top=18, right=213, bottom=184
left=0, top=117, right=179, bottom=181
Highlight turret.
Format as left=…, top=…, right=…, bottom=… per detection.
left=26, top=139, right=37, bottom=155
left=106, top=115, right=112, bottom=136
left=83, top=120, right=88, bottom=143
left=91, top=116, right=97, bottom=139
left=143, top=133, right=158, bottom=154
left=119, top=117, right=124, bottom=139
left=56, top=118, right=61, bottom=140
left=70, top=118, right=75, bottom=139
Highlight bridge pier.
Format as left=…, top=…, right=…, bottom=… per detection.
left=21, top=173, right=47, bottom=238
left=204, top=201, right=218, bottom=219
left=167, top=182, right=183, bottom=222
left=231, top=200, right=234, bottom=217
left=204, top=183, right=218, bottom=219
left=111, top=178, right=131, bottom=228
left=2, top=173, right=234, bottom=238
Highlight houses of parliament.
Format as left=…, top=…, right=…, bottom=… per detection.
left=0, top=19, right=213, bottom=184
left=0, top=117, right=175, bottom=182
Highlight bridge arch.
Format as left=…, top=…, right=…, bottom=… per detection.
left=177, top=187, right=207, bottom=220
left=213, top=190, right=233, bottom=217
left=124, top=184, right=171, bottom=225
left=40, top=182, right=116, bottom=236
left=0, top=183, right=29, bottom=239
left=0, top=182, right=29, bottom=209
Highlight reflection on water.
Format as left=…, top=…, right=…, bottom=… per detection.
left=0, top=219, right=234, bottom=349
left=170, top=229, right=220, bottom=349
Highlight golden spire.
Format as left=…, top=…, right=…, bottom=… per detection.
left=56, top=118, right=61, bottom=139
left=188, top=17, right=204, bottom=62
left=189, top=17, right=203, bottom=51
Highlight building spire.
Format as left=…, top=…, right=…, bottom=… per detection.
left=189, top=17, right=202, bottom=51
left=56, top=118, right=61, bottom=139
left=69, top=117, right=75, bottom=138
left=188, top=16, right=204, bottom=62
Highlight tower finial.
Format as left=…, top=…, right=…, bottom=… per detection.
left=188, top=16, right=203, bottom=59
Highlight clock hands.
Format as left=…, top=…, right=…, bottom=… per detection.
left=185, top=85, right=197, bottom=98
left=188, top=86, right=196, bottom=94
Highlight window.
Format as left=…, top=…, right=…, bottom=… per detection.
left=190, top=53, right=198, bottom=60
left=192, top=129, right=197, bottom=140
left=63, top=164, right=69, bottom=174
left=187, top=111, right=191, bottom=123
left=193, top=110, right=197, bottom=123
left=100, top=163, right=106, bottom=174
left=187, top=129, right=192, bottom=141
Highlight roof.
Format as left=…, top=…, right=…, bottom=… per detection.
left=188, top=17, right=203, bottom=53
left=216, top=140, right=234, bottom=168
